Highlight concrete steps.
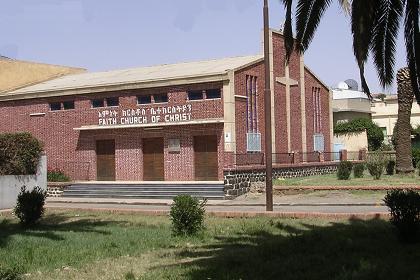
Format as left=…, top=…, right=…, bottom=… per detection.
left=62, top=183, right=225, bottom=200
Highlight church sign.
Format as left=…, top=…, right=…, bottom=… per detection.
left=98, top=104, right=193, bottom=126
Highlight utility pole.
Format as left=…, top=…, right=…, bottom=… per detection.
left=263, top=0, right=273, bottom=211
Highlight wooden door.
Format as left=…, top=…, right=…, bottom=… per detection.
left=194, top=135, right=218, bottom=181
left=96, top=140, right=116, bottom=181
left=143, top=138, right=164, bottom=181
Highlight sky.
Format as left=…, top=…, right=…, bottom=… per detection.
left=0, top=0, right=407, bottom=93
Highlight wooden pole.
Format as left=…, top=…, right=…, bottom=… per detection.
left=263, top=0, right=273, bottom=211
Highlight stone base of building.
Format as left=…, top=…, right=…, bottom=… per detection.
left=223, top=163, right=339, bottom=198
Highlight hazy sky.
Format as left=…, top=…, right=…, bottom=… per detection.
left=1, top=0, right=406, bottom=93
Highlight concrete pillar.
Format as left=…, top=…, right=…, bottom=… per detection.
left=340, top=149, right=348, bottom=161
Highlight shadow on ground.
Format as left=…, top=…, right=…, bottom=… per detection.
left=0, top=212, right=126, bottom=248
left=157, top=218, right=420, bottom=280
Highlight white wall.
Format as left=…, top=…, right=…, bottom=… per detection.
left=0, top=155, right=47, bottom=210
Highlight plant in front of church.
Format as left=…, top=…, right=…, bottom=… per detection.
left=353, top=163, right=365, bottom=178
left=386, top=160, right=396, bottom=176
left=337, top=161, right=353, bottom=180
left=170, top=195, right=206, bottom=236
left=366, top=152, right=385, bottom=180
left=47, top=169, right=70, bottom=182
left=14, top=186, right=47, bottom=227
left=384, top=189, right=420, bottom=243
left=0, top=132, right=43, bottom=175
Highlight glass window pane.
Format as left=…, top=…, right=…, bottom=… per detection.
left=188, top=90, right=203, bottom=100
left=92, top=99, right=104, bottom=108
left=154, top=93, right=168, bottom=103
left=206, top=89, right=221, bottom=99
left=138, top=95, right=152, bottom=104
left=50, top=102, right=61, bottom=111
left=63, top=101, right=75, bottom=110
left=106, top=97, right=119, bottom=107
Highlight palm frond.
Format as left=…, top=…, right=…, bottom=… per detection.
left=372, top=0, right=404, bottom=87
left=281, top=0, right=294, bottom=63
left=351, top=0, right=380, bottom=97
left=338, top=0, right=351, bottom=14
left=404, top=0, right=420, bottom=104
left=300, top=0, right=333, bottom=53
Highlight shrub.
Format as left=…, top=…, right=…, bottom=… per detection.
left=0, top=266, right=21, bottom=280
left=0, top=132, right=43, bottom=175
left=337, top=161, right=353, bottom=180
left=384, top=190, right=420, bottom=243
left=170, top=195, right=206, bottom=236
left=14, top=186, right=47, bottom=227
left=417, top=160, right=420, bottom=176
left=334, top=118, right=384, bottom=151
left=47, top=169, right=70, bottom=182
left=386, top=160, right=396, bottom=175
left=413, top=148, right=420, bottom=168
left=353, top=163, right=365, bottom=178
left=366, top=153, right=385, bottom=180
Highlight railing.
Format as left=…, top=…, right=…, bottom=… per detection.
left=234, top=153, right=265, bottom=166
left=347, top=151, right=361, bottom=161
left=323, top=152, right=341, bottom=162
left=273, top=153, right=294, bottom=164
left=300, top=152, right=320, bottom=163
left=48, top=161, right=91, bottom=181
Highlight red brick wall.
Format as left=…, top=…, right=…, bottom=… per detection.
left=0, top=82, right=225, bottom=181
left=234, top=62, right=266, bottom=154
left=304, top=68, right=332, bottom=153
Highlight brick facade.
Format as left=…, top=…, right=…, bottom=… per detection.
left=0, top=31, right=332, bottom=182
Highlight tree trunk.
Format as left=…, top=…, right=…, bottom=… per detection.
left=395, top=67, right=414, bottom=174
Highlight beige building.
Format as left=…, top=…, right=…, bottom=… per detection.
left=371, top=95, right=420, bottom=141
left=0, top=57, right=84, bottom=93
left=332, top=80, right=372, bottom=124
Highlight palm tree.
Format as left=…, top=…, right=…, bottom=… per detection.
left=280, top=0, right=420, bottom=173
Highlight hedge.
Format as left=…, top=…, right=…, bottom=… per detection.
left=334, top=118, right=384, bottom=151
left=0, top=133, right=43, bottom=175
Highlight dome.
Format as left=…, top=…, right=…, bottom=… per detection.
left=337, top=81, right=349, bottom=90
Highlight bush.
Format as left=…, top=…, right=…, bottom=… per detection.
left=47, top=169, right=70, bottom=182
left=337, top=161, right=353, bottom=180
left=170, top=195, right=206, bottom=236
left=334, top=118, right=384, bottom=151
left=0, top=133, right=43, bottom=175
left=386, top=160, right=396, bottom=175
left=413, top=148, right=420, bottom=168
left=366, top=153, right=385, bottom=180
left=0, top=266, right=21, bottom=280
left=14, top=186, right=47, bottom=227
left=353, top=163, right=365, bottom=178
left=384, top=190, right=420, bottom=243
left=417, top=160, right=420, bottom=176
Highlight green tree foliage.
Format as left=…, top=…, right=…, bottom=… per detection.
left=0, top=133, right=43, bottom=175
left=170, top=195, right=206, bottom=236
left=334, top=118, right=384, bottom=151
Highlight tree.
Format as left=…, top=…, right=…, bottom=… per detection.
left=280, top=0, right=420, bottom=173
left=396, top=68, right=415, bottom=172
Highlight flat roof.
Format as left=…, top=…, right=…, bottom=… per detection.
left=1, top=55, right=263, bottom=101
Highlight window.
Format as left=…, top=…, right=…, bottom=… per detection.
left=313, top=134, right=325, bottom=152
left=188, top=90, right=203, bottom=100
left=247, top=133, right=262, bottom=152
left=138, top=95, right=152, bottom=105
left=206, top=89, right=221, bottom=99
left=106, top=97, right=119, bottom=107
left=246, top=75, right=258, bottom=133
left=154, top=93, right=168, bottom=103
left=312, top=87, right=322, bottom=133
left=63, top=101, right=75, bottom=110
left=92, top=99, right=105, bottom=108
left=49, top=102, right=61, bottom=111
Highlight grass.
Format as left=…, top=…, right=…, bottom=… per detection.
left=0, top=210, right=419, bottom=279
left=274, top=172, right=420, bottom=187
